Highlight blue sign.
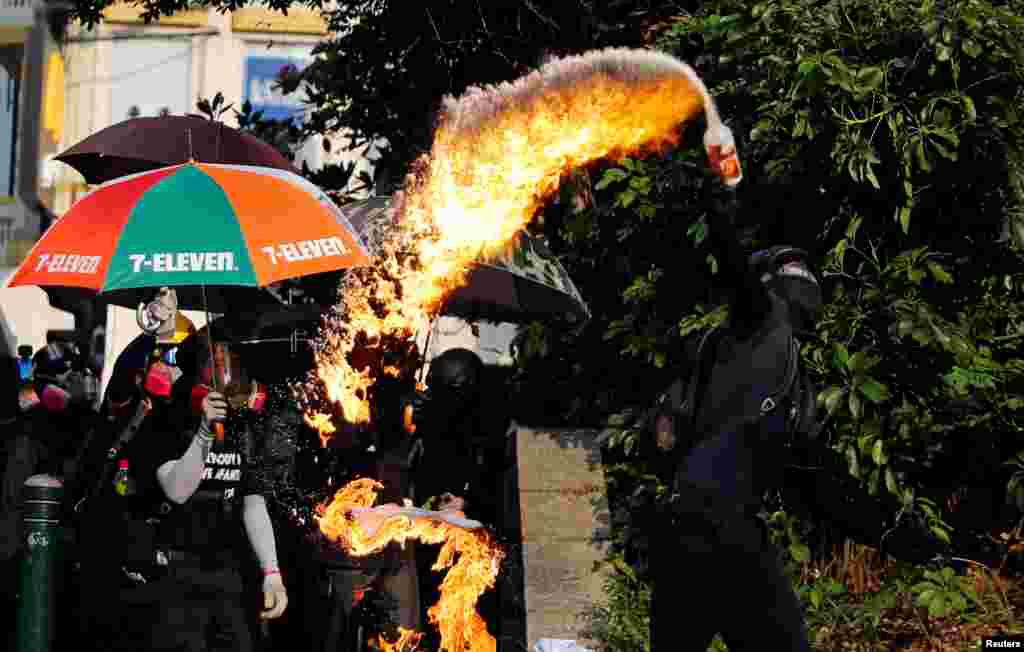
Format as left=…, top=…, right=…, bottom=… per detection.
left=243, top=57, right=309, bottom=124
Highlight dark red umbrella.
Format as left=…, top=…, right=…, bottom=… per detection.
left=55, top=114, right=299, bottom=184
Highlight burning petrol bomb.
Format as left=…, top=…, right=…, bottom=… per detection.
left=303, top=47, right=740, bottom=439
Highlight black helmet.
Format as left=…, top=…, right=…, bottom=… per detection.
left=426, top=348, right=483, bottom=409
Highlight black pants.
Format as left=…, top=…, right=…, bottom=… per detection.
left=649, top=500, right=810, bottom=652
left=303, top=565, right=377, bottom=652
left=85, top=564, right=253, bottom=652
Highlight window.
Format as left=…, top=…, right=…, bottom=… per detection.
left=243, top=43, right=312, bottom=125
left=110, top=36, right=192, bottom=122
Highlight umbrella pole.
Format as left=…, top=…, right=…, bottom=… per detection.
left=417, top=316, right=435, bottom=386
left=201, top=284, right=224, bottom=441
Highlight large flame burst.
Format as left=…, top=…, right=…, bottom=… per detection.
left=318, top=479, right=505, bottom=652
left=303, top=47, right=734, bottom=438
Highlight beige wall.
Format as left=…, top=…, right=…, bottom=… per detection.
left=52, top=3, right=376, bottom=215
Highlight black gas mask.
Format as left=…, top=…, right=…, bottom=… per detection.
left=749, top=246, right=822, bottom=335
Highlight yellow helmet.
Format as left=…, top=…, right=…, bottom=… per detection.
left=159, top=312, right=196, bottom=344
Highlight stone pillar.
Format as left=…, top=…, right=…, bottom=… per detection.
left=510, top=426, right=609, bottom=651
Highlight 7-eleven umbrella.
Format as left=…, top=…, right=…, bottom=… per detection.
left=5, top=162, right=371, bottom=312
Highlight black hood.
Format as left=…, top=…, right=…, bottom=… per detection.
left=749, top=245, right=822, bottom=335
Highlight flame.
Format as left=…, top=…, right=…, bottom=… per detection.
left=302, top=47, right=735, bottom=438
left=305, top=411, right=336, bottom=438
left=317, top=479, right=505, bottom=652
left=373, top=628, right=424, bottom=652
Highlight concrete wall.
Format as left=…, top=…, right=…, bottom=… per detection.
left=512, top=426, right=609, bottom=651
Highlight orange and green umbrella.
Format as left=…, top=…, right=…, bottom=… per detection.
left=5, top=162, right=370, bottom=307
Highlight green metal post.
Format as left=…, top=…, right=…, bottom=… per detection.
left=15, top=474, right=63, bottom=652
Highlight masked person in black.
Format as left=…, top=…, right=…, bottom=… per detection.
left=82, top=318, right=289, bottom=652
left=403, top=347, right=503, bottom=648
left=647, top=182, right=944, bottom=651
left=69, top=289, right=191, bottom=515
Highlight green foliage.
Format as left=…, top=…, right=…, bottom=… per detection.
left=520, top=0, right=1024, bottom=580
left=581, top=556, right=651, bottom=652
left=798, top=576, right=848, bottom=616
left=911, top=566, right=974, bottom=618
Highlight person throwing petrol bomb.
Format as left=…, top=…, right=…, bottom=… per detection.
left=80, top=316, right=288, bottom=652
left=644, top=120, right=946, bottom=652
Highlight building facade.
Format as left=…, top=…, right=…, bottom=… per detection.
left=0, top=0, right=380, bottom=361
left=52, top=1, right=379, bottom=213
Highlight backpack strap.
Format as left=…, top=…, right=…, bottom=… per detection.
left=648, top=327, right=720, bottom=456
left=679, top=327, right=720, bottom=429
left=760, top=335, right=801, bottom=418
left=768, top=336, right=823, bottom=441
left=74, top=398, right=149, bottom=515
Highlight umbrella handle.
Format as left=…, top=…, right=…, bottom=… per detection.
left=201, top=284, right=224, bottom=443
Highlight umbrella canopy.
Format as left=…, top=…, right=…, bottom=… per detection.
left=55, top=114, right=299, bottom=185
left=340, top=195, right=590, bottom=323
left=5, top=163, right=370, bottom=312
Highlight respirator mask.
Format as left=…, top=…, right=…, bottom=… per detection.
left=191, top=341, right=266, bottom=418
left=749, top=246, right=822, bottom=334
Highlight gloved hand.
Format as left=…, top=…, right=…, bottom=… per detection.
left=198, top=390, right=227, bottom=438
left=137, top=287, right=178, bottom=337
left=261, top=573, right=288, bottom=620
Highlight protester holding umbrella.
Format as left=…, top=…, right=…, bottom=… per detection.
left=77, top=313, right=290, bottom=646
left=80, top=317, right=289, bottom=652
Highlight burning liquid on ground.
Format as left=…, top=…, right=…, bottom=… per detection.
left=318, top=478, right=505, bottom=652
left=302, top=47, right=722, bottom=437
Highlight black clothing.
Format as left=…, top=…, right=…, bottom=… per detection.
left=133, top=409, right=270, bottom=558
left=79, top=388, right=277, bottom=651
left=83, top=563, right=253, bottom=652
left=0, top=355, right=20, bottom=421
left=408, top=357, right=508, bottom=650
left=677, top=207, right=796, bottom=510
left=651, top=197, right=814, bottom=650
left=650, top=500, right=809, bottom=652
left=104, top=333, right=158, bottom=408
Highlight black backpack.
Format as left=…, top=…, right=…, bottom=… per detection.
left=651, top=326, right=822, bottom=459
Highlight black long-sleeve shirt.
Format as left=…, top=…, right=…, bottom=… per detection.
left=674, top=194, right=893, bottom=546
